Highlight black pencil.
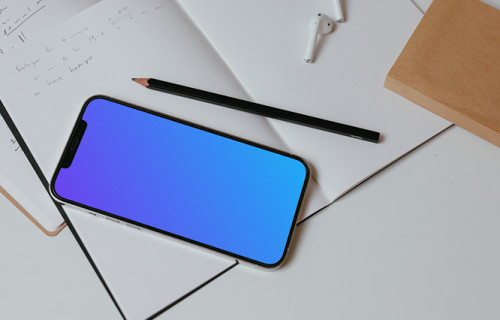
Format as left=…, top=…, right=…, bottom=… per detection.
left=132, top=78, right=380, bottom=143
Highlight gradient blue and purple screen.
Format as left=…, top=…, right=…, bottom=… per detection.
left=53, top=98, right=308, bottom=266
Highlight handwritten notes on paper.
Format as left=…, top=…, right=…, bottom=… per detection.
left=8, top=136, right=20, bottom=152
left=0, top=0, right=46, bottom=49
left=0, top=0, right=100, bottom=233
left=11, top=3, right=167, bottom=98
left=0, top=0, right=293, bottom=189
left=0, top=0, right=99, bottom=53
left=0, top=0, right=210, bottom=179
left=0, top=121, right=20, bottom=154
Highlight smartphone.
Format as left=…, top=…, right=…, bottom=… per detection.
left=50, top=96, right=309, bottom=269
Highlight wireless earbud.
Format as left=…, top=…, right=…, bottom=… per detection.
left=304, top=14, right=335, bottom=63
left=332, top=0, right=344, bottom=22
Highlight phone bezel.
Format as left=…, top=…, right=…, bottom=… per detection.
left=50, top=95, right=310, bottom=269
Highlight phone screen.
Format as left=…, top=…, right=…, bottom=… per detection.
left=51, top=96, right=309, bottom=268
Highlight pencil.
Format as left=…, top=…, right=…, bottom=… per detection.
left=132, top=78, right=380, bottom=143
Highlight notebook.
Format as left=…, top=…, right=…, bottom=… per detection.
left=0, top=110, right=65, bottom=235
left=0, top=0, right=100, bottom=235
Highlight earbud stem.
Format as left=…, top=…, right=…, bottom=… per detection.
left=304, top=24, right=319, bottom=63
left=332, top=0, right=344, bottom=22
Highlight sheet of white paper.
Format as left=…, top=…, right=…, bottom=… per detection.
left=65, top=205, right=236, bottom=320
left=0, top=0, right=99, bottom=233
left=0, top=0, right=100, bottom=53
left=0, top=0, right=328, bottom=318
left=0, top=117, right=63, bottom=232
left=177, top=0, right=451, bottom=211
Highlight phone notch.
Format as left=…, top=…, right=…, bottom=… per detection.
left=61, top=120, right=87, bottom=168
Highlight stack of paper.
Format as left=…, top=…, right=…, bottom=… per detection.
left=0, top=0, right=100, bottom=235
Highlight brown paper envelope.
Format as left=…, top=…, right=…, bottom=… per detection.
left=385, top=0, right=500, bottom=147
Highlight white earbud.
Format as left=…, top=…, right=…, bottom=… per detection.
left=304, top=14, right=335, bottom=63
left=332, top=0, right=344, bottom=22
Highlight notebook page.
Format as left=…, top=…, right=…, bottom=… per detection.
left=0, top=0, right=99, bottom=233
left=177, top=0, right=451, bottom=213
left=0, top=115, right=64, bottom=233
left=0, top=0, right=99, bottom=53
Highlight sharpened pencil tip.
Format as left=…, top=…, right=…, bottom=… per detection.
left=131, top=78, right=150, bottom=87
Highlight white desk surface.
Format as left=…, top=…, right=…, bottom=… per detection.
left=2, top=1, right=500, bottom=319
left=2, top=125, right=499, bottom=320
left=0, top=193, right=120, bottom=319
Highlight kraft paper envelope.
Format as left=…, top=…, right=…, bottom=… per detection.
left=385, top=0, right=500, bottom=147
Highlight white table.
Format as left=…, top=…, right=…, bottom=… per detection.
left=2, top=124, right=499, bottom=319
left=0, top=193, right=120, bottom=319
left=162, top=125, right=500, bottom=319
